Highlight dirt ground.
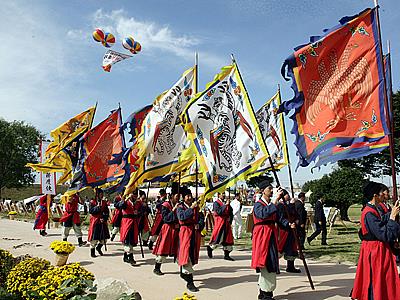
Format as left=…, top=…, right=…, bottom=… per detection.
left=0, top=219, right=357, bottom=300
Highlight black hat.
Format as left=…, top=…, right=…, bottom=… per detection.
left=171, top=182, right=179, bottom=195
left=258, top=180, right=272, bottom=190
left=363, top=181, right=387, bottom=201
left=181, top=186, right=192, bottom=197
left=159, top=188, right=166, bottom=195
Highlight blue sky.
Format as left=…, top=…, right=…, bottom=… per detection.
left=1, top=0, right=399, bottom=187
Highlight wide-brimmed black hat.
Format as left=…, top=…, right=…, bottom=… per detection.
left=258, top=180, right=272, bottom=190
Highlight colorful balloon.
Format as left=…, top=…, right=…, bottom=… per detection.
left=122, top=36, right=135, bottom=51
left=92, top=28, right=105, bottom=43
left=102, top=32, right=115, bottom=48
left=130, top=41, right=142, bottom=54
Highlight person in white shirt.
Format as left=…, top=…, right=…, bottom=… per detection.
left=230, top=193, right=243, bottom=239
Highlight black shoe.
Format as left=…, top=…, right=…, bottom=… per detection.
left=128, top=253, right=136, bottom=266
left=321, top=242, right=328, bottom=246
left=78, top=237, right=87, bottom=247
left=63, top=237, right=67, bottom=242
left=286, top=266, right=301, bottom=273
left=224, top=250, right=234, bottom=261
left=286, top=260, right=301, bottom=273
left=123, top=252, right=130, bottom=263
left=153, top=263, right=164, bottom=275
left=96, top=244, right=104, bottom=256
left=186, top=274, right=199, bottom=292
left=258, top=290, right=275, bottom=300
left=110, top=234, right=116, bottom=241
left=207, top=245, right=213, bottom=258
left=148, top=240, right=154, bottom=250
left=90, top=248, right=97, bottom=258
left=40, top=230, right=47, bottom=236
left=258, top=289, right=274, bottom=299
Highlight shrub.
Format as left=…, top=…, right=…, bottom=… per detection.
left=0, top=249, right=15, bottom=287
left=32, top=263, right=95, bottom=300
left=6, top=257, right=51, bottom=298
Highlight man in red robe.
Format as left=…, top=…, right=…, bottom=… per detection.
left=176, top=186, right=205, bottom=292
left=138, top=190, right=151, bottom=246
left=110, top=194, right=123, bottom=241
left=148, top=188, right=168, bottom=250
left=87, top=188, right=110, bottom=258
left=251, top=181, right=295, bottom=300
left=115, top=189, right=141, bottom=265
left=351, top=181, right=400, bottom=300
left=207, top=192, right=234, bottom=261
left=152, top=190, right=180, bottom=275
left=33, top=194, right=53, bottom=236
left=59, top=193, right=86, bottom=246
left=276, top=190, right=300, bottom=273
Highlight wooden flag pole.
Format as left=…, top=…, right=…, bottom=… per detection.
left=195, top=159, right=199, bottom=202
left=278, top=84, right=295, bottom=198
left=374, top=1, right=398, bottom=201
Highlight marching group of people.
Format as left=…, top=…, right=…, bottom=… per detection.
left=31, top=179, right=400, bottom=299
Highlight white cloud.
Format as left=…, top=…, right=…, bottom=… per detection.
left=91, top=9, right=200, bottom=60
left=0, top=2, right=94, bottom=134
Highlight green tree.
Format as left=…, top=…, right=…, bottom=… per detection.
left=303, top=167, right=365, bottom=221
left=338, top=91, right=400, bottom=177
left=0, top=119, right=43, bottom=199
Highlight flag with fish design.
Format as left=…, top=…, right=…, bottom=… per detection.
left=279, top=8, right=389, bottom=168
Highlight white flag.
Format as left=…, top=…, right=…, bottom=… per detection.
left=102, top=50, right=132, bottom=72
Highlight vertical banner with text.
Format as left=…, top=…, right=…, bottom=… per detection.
left=40, top=141, right=56, bottom=195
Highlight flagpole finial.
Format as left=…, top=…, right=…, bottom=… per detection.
left=277, top=84, right=281, bottom=91
left=387, top=40, right=390, bottom=53
left=195, top=52, right=198, bottom=66
left=374, top=0, right=378, bottom=7
left=230, top=53, right=236, bottom=63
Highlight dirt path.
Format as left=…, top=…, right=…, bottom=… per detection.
left=0, top=219, right=356, bottom=300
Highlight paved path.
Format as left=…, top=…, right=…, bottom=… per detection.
left=0, top=219, right=356, bottom=300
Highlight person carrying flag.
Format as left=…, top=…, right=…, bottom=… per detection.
left=148, top=188, right=168, bottom=250
left=87, top=188, right=110, bottom=258
left=351, top=181, right=400, bottom=300
left=152, top=187, right=180, bottom=275
left=33, top=194, right=53, bottom=236
left=59, top=192, right=86, bottom=246
left=207, top=192, right=235, bottom=261
left=176, top=186, right=205, bottom=292
left=116, top=189, right=141, bottom=265
left=251, top=181, right=295, bottom=300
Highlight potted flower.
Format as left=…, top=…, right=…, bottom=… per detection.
left=8, top=211, right=17, bottom=220
left=50, top=240, right=75, bottom=266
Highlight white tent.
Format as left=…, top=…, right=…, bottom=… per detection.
left=23, top=195, right=43, bottom=205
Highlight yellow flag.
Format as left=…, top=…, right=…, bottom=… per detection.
left=46, top=106, right=96, bottom=157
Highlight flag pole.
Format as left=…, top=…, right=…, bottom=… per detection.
left=374, top=1, right=398, bottom=201
left=194, top=52, right=199, bottom=202
left=386, top=40, right=397, bottom=200
left=230, top=54, right=280, bottom=186
left=278, top=84, right=295, bottom=198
